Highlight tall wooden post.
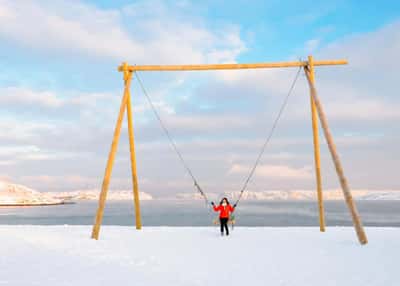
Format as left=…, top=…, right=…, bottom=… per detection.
left=304, top=68, right=368, bottom=245
left=91, top=64, right=133, bottom=240
left=307, top=55, right=325, bottom=232
left=126, top=71, right=142, bottom=230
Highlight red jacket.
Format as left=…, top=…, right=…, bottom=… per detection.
left=213, top=204, right=235, bottom=218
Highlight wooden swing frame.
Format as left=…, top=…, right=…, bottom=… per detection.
left=91, top=55, right=368, bottom=245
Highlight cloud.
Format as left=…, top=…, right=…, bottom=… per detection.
left=0, top=0, right=245, bottom=64
left=0, top=87, right=128, bottom=135
left=133, top=99, right=176, bottom=115
left=0, top=1, right=143, bottom=59
left=324, top=98, right=400, bottom=121
left=0, top=145, right=76, bottom=166
left=161, top=114, right=253, bottom=132
left=0, top=87, right=63, bottom=108
left=0, top=174, right=12, bottom=182
left=18, top=175, right=97, bottom=191
left=0, top=160, right=15, bottom=166
left=229, top=163, right=312, bottom=179
left=205, top=20, right=400, bottom=125
left=0, top=118, right=56, bottom=142
left=310, top=21, right=400, bottom=122
left=15, top=174, right=145, bottom=192
left=319, top=21, right=400, bottom=70
left=290, top=96, right=400, bottom=121
left=304, top=38, right=320, bottom=54
left=1, top=2, right=399, bottom=193
left=0, top=86, right=119, bottom=110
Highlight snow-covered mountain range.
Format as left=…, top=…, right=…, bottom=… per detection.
left=0, top=181, right=63, bottom=206
left=175, top=189, right=400, bottom=201
left=0, top=181, right=153, bottom=206
left=49, top=189, right=153, bottom=201
left=1, top=180, right=399, bottom=206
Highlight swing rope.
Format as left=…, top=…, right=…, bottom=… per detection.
left=134, top=71, right=209, bottom=205
left=234, top=66, right=302, bottom=206
left=235, top=67, right=301, bottom=205
left=134, top=66, right=301, bottom=208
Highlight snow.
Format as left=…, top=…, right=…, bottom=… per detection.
left=49, top=189, right=153, bottom=201
left=176, top=189, right=400, bottom=201
left=0, top=181, right=63, bottom=206
left=2, top=179, right=398, bottom=206
left=0, top=180, right=153, bottom=205
left=0, top=226, right=398, bottom=286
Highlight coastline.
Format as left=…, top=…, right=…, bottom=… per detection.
left=0, top=201, right=73, bottom=207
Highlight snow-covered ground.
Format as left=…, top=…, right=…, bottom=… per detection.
left=0, top=226, right=398, bottom=286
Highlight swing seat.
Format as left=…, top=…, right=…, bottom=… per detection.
left=213, top=216, right=236, bottom=226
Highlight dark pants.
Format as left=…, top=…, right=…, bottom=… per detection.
left=220, top=217, right=229, bottom=235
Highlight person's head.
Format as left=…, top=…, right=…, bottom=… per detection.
left=219, top=197, right=230, bottom=206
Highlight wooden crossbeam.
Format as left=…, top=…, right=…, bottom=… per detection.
left=118, top=59, right=347, bottom=72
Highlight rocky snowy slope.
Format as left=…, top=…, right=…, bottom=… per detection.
left=0, top=181, right=64, bottom=206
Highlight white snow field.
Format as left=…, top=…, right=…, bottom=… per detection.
left=0, top=226, right=398, bottom=286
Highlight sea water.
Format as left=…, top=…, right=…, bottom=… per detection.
left=0, top=200, right=399, bottom=227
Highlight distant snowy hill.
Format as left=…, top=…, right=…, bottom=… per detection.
left=2, top=180, right=398, bottom=205
left=49, top=189, right=153, bottom=201
left=0, top=181, right=153, bottom=205
left=0, top=181, right=64, bottom=206
left=175, top=189, right=400, bottom=201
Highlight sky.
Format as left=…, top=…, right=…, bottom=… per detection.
left=0, top=0, right=399, bottom=196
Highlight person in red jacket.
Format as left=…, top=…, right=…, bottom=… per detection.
left=211, top=197, right=236, bottom=236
